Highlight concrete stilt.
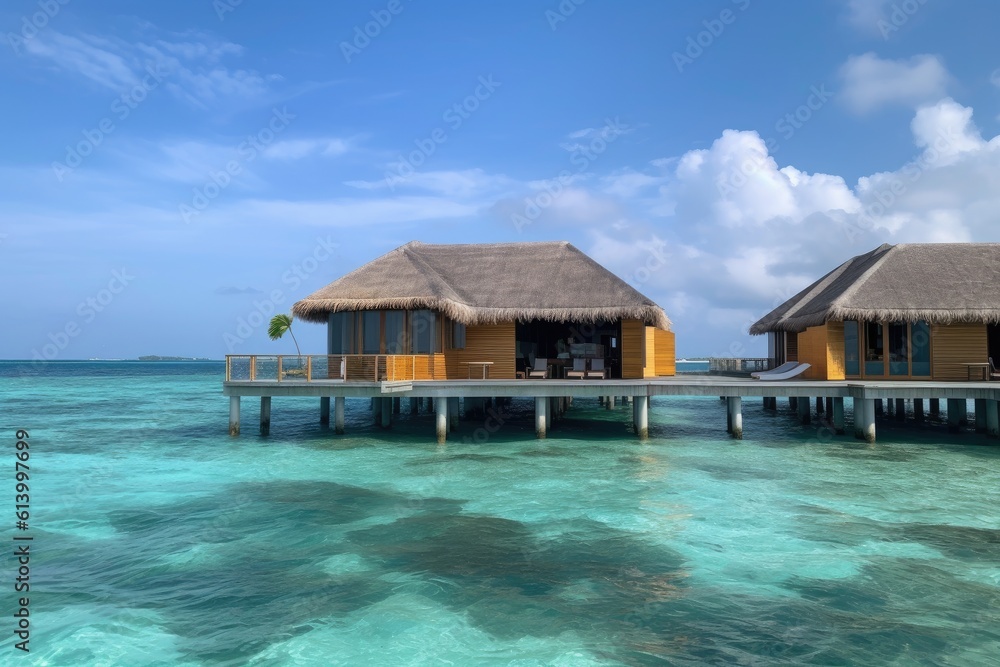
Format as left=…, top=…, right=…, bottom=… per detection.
left=886, top=398, right=894, bottom=417
left=797, top=397, right=811, bottom=425
left=334, top=396, right=345, bottom=435
left=947, top=398, right=964, bottom=433
left=535, top=396, right=547, bottom=439
left=260, top=396, right=271, bottom=436
left=987, top=400, right=999, bottom=437
left=448, top=397, right=460, bottom=432
left=832, top=397, right=845, bottom=435
left=728, top=396, right=743, bottom=440
left=607, top=395, right=616, bottom=410
left=914, top=398, right=924, bottom=422
left=825, top=397, right=833, bottom=420
left=636, top=396, right=649, bottom=440
left=789, top=397, right=797, bottom=410
left=816, top=397, right=824, bottom=415
left=875, top=399, right=884, bottom=416
left=726, top=403, right=732, bottom=433
left=975, top=398, right=988, bottom=433
left=410, top=397, right=418, bottom=415
left=862, top=399, right=876, bottom=443
left=435, top=397, right=448, bottom=444
left=930, top=398, right=940, bottom=417
left=853, top=398, right=866, bottom=440
left=393, top=397, right=401, bottom=415
left=320, top=397, right=330, bottom=426
left=373, top=397, right=383, bottom=424
left=229, top=396, right=240, bottom=436
left=895, top=398, right=905, bottom=422
left=381, top=397, right=392, bottom=428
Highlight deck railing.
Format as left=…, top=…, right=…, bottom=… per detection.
left=708, top=357, right=772, bottom=374
left=225, top=354, right=427, bottom=382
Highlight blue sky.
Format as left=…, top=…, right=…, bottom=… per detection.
left=2, top=0, right=999, bottom=361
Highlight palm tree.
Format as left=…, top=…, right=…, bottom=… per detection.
left=268, top=314, right=302, bottom=369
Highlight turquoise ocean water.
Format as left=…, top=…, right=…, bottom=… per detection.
left=2, top=361, right=999, bottom=666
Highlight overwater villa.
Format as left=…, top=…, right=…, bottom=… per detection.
left=750, top=243, right=1000, bottom=382
left=291, top=240, right=676, bottom=381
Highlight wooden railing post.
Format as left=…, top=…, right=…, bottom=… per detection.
left=277, top=356, right=283, bottom=382
left=250, top=356, right=256, bottom=381
left=306, top=356, right=312, bottom=382
left=226, top=356, right=231, bottom=381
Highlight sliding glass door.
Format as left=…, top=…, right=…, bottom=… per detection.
left=847, top=320, right=931, bottom=378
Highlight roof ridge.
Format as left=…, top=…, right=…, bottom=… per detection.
left=401, top=244, right=465, bottom=304
left=830, top=243, right=896, bottom=312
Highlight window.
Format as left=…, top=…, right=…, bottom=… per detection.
left=911, top=321, right=931, bottom=376
left=384, top=311, right=406, bottom=353
left=864, top=321, right=884, bottom=376
left=450, top=321, right=466, bottom=350
left=362, top=311, right=381, bottom=354
left=844, top=321, right=859, bottom=376
left=329, top=312, right=356, bottom=354
left=410, top=310, right=438, bottom=353
left=888, top=322, right=908, bottom=375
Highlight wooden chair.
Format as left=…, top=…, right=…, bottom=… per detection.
left=527, top=357, right=549, bottom=379
left=566, top=357, right=587, bottom=379
left=990, top=357, right=1000, bottom=381
left=585, top=358, right=608, bottom=379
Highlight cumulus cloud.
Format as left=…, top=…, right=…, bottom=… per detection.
left=839, top=53, right=951, bottom=114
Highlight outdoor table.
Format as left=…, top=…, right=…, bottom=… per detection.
left=465, top=361, right=493, bottom=379
left=961, top=363, right=990, bottom=381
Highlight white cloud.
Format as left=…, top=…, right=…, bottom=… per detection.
left=346, top=169, right=513, bottom=199
left=839, top=53, right=951, bottom=114
left=844, top=0, right=892, bottom=32
left=264, top=138, right=351, bottom=160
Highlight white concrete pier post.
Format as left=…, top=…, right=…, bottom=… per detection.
left=381, top=397, right=392, bottom=428
left=535, top=397, right=547, bottom=439
left=727, top=396, right=742, bottom=440
left=435, top=397, right=448, bottom=444
left=334, top=396, right=345, bottom=435
left=229, top=396, right=240, bottom=437
left=636, top=396, right=649, bottom=440
left=448, top=397, right=460, bottom=432
left=320, top=397, right=330, bottom=426
left=853, top=398, right=867, bottom=440
left=832, top=398, right=845, bottom=435
left=260, top=396, right=271, bottom=436
left=862, top=398, right=876, bottom=443
left=987, top=400, right=999, bottom=438
left=607, top=395, right=616, bottom=410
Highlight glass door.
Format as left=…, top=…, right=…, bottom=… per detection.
left=864, top=322, right=884, bottom=376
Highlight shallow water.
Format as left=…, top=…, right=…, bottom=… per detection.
left=2, top=362, right=999, bottom=665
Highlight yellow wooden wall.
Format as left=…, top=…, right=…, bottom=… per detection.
left=621, top=319, right=645, bottom=379
left=413, top=353, right=447, bottom=380
left=643, top=327, right=676, bottom=377
left=786, top=332, right=798, bottom=362
left=931, top=323, right=987, bottom=381
left=795, top=323, right=846, bottom=380
left=443, top=322, right=516, bottom=379
left=825, top=321, right=846, bottom=380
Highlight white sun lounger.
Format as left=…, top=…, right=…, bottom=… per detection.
left=750, top=361, right=799, bottom=379
left=756, top=363, right=811, bottom=381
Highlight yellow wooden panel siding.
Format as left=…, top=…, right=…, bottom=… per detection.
left=825, top=321, right=846, bottom=380
left=443, top=322, right=516, bottom=380
left=655, top=329, right=676, bottom=376
left=621, top=319, right=646, bottom=379
left=796, top=325, right=828, bottom=380
left=643, top=327, right=657, bottom=378
left=786, top=332, right=798, bottom=362
left=931, top=323, right=987, bottom=381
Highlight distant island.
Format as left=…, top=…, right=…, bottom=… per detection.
left=138, top=356, right=215, bottom=361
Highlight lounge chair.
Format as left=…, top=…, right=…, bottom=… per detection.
left=566, top=357, right=587, bottom=379
left=586, top=358, right=608, bottom=379
left=756, top=363, right=810, bottom=381
left=750, top=361, right=799, bottom=379
left=990, top=357, right=1000, bottom=381
left=527, top=357, right=549, bottom=379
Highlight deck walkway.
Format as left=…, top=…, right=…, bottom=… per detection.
left=223, top=376, right=1000, bottom=445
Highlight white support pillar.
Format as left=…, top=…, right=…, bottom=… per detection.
left=862, top=398, right=876, bottom=443
left=853, top=397, right=866, bottom=440
left=320, top=397, right=330, bottom=426
left=636, top=395, right=649, bottom=440
left=832, top=397, right=845, bottom=435
left=535, top=396, right=547, bottom=439
left=260, top=396, right=271, bottom=436
left=334, top=396, right=345, bottom=435
left=727, top=396, right=742, bottom=440
left=987, top=400, right=999, bottom=438
left=229, top=396, right=240, bottom=437
left=435, top=397, right=448, bottom=444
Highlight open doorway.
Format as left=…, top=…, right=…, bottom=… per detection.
left=515, top=320, right=623, bottom=378
left=988, top=324, right=1000, bottom=366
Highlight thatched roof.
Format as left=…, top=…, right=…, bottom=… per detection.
left=750, top=243, right=1000, bottom=334
left=292, top=241, right=671, bottom=330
